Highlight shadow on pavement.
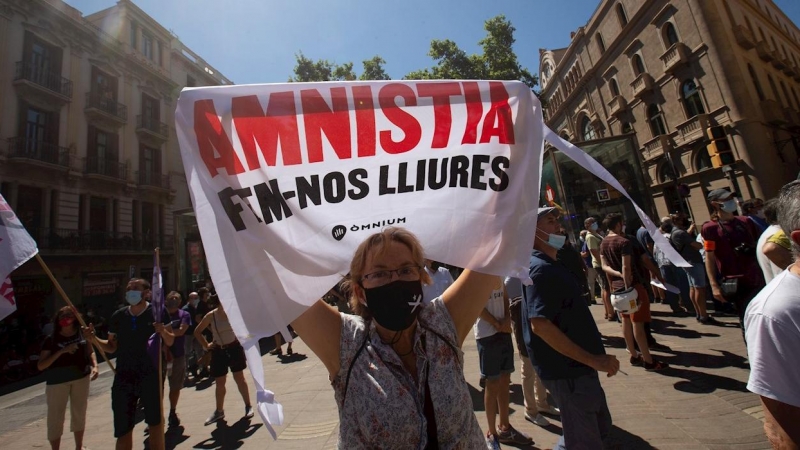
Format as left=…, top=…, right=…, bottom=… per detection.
left=657, top=366, right=749, bottom=394
left=192, top=377, right=215, bottom=391
left=658, top=348, right=748, bottom=370
left=193, top=416, right=262, bottom=449
left=468, top=382, right=485, bottom=412
left=164, top=425, right=190, bottom=449
left=608, top=425, right=654, bottom=449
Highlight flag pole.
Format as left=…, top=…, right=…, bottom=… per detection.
left=155, top=247, right=164, bottom=429
left=34, top=254, right=116, bottom=374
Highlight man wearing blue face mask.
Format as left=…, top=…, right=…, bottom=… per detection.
left=85, top=278, right=174, bottom=450
left=523, top=207, right=619, bottom=450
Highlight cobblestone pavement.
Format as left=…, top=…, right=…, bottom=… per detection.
left=0, top=300, right=769, bottom=449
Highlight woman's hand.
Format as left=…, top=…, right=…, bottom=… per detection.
left=90, top=366, right=99, bottom=381
left=63, top=343, right=79, bottom=355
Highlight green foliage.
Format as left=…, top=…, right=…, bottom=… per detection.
left=404, top=15, right=538, bottom=89
left=290, top=53, right=390, bottom=82
left=359, top=56, right=391, bottom=81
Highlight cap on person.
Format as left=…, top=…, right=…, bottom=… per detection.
left=538, top=207, right=558, bottom=218
left=707, top=188, right=735, bottom=201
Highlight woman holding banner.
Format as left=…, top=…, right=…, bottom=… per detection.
left=38, top=306, right=98, bottom=450
left=292, top=227, right=502, bottom=448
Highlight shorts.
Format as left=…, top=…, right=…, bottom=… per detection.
left=593, top=267, right=609, bottom=291
left=111, top=369, right=161, bottom=437
left=476, top=332, right=515, bottom=379
left=621, top=284, right=651, bottom=323
left=168, top=355, right=186, bottom=390
left=683, top=263, right=707, bottom=288
left=210, top=342, right=247, bottom=378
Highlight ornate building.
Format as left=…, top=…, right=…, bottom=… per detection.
left=540, top=0, right=800, bottom=224
left=0, top=0, right=230, bottom=320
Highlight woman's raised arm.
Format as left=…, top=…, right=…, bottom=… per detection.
left=441, top=270, right=498, bottom=345
left=291, top=300, right=342, bottom=377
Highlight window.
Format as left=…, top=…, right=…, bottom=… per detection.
left=682, top=80, right=705, bottom=117
left=19, top=103, right=58, bottom=160
left=609, top=78, right=620, bottom=97
left=695, top=147, right=712, bottom=171
left=658, top=162, right=677, bottom=183
left=141, top=94, right=160, bottom=127
left=632, top=54, right=645, bottom=76
left=130, top=21, right=137, bottom=47
left=647, top=104, right=667, bottom=137
left=770, top=36, right=778, bottom=52
left=581, top=115, right=596, bottom=141
left=157, top=41, right=163, bottom=67
left=759, top=27, right=767, bottom=43
left=17, top=186, right=44, bottom=233
left=662, top=22, right=679, bottom=47
left=748, top=64, right=765, bottom=101
left=616, top=3, right=628, bottom=27
left=142, top=33, right=154, bottom=60
left=781, top=81, right=795, bottom=109
left=596, top=33, right=606, bottom=53
left=767, top=74, right=782, bottom=105
left=23, top=32, right=63, bottom=89
left=621, top=122, right=633, bottom=133
left=89, top=197, right=108, bottom=233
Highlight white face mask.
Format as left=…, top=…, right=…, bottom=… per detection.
left=719, top=199, right=738, bottom=213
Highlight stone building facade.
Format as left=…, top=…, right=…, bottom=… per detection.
left=540, top=0, right=800, bottom=223
left=0, top=0, right=229, bottom=320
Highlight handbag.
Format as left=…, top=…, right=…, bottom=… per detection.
left=720, top=277, right=740, bottom=296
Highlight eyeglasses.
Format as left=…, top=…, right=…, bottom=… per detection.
left=361, top=266, right=422, bottom=287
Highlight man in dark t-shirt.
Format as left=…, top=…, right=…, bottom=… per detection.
left=522, top=207, right=619, bottom=449
left=86, top=278, right=173, bottom=448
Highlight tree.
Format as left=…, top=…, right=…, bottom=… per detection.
left=405, top=15, right=537, bottom=89
left=290, top=53, right=391, bottom=82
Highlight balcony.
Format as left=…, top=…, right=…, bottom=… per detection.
left=756, top=41, right=774, bottom=62
left=138, top=171, right=170, bottom=190
left=761, top=99, right=787, bottom=125
left=641, top=135, right=671, bottom=161
left=85, top=92, right=127, bottom=127
left=733, top=24, right=756, bottom=50
left=7, top=137, right=70, bottom=168
left=630, top=73, right=655, bottom=98
left=13, top=61, right=72, bottom=104
left=675, top=114, right=709, bottom=146
left=136, top=115, right=168, bottom=144
left=34, top=228, right=174, bottom=253
left=771, top=56, right=787, bottom=70
left=608, top=95, right=628, bottom=117
left=660, top=43, right=690, bottom=74
left=84, top=157, right=127, bottom=182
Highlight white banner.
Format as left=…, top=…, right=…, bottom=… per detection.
left=175, top=80, right=544, bottom=427
left=0, top=194, right=39, bottom=322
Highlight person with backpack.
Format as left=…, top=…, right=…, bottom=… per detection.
left=671, top=213, right=716, bottom=324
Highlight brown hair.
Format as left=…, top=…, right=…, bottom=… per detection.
left=52, top=306, right=81, bottom=336
left=342, top=227, right=431, bottom=318
left=129, top=278, right=151, bottom=290
left=167, top=291, right=182, bottom=304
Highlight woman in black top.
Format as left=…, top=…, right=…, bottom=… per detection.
left=37, top=306, right=98, bottom=450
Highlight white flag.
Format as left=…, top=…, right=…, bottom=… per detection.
left=0, top=194, right=39, bottom=321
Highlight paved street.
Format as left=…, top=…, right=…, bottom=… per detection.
left=0, top=301, right=769, bottom=450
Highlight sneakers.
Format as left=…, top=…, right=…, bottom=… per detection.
left=168, top=411, right=181, bottom=427
left=524, top=412, right=551, bottom=427
left=497, top=425, right=533, bottom=445
left=269, top=348, right=282, bottom=356
left=698, top=316, right=719, bottom=325
left=204, top=410, right=225, bottom=426
left=286, top=346, right=293, bottom=356
left=644, top=360, right=669, bottom=371
left=630, top=354, right=644, bottom=366
left=537, top=404, right=561, bottom=416
left=485, top=433, right=501, bottom=450
left=244, top=405, right=255, bottom=419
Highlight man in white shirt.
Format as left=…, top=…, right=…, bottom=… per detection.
left=421, top=259, right=454, bottom=303
left=745, top=181, right=800, bottom=448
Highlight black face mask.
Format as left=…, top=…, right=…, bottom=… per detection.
left=363, top=280, right=424, bottom=332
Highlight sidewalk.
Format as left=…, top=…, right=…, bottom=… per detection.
left=0, top=301, right=769, bottom=449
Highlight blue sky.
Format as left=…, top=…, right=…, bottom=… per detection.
left=66, top=0, right=800, bottom=85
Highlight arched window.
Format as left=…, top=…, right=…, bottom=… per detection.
left=781, top=81, right=795, bottom=109
left=748, top=64, right=766, bottom=101
left=581, top=115, right=597, bottom=141
left=682, top=80, right=706, bottom=117
left=609, top=78, right=620, bottom=97
left=659, top=162, right=677, bottom=183
left=560, top=131, right=571, bottom=141
left=616, top=3, right=628, bottom=27
left=632, top=54, right=645, bottom=76
left=648, top=104, right=668, bottom=137
left=621, top=122, right=633, bottom=134
left=662, top=22, right=680, bottom=47
left=596, top=33, right=606, bottom=53
left=695, top=147, right=712, bottom=172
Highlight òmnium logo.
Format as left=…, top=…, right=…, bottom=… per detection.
left=331, top=225, right=346, bottom=241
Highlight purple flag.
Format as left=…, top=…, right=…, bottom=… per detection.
left=147, top=251, right=166, bottom=369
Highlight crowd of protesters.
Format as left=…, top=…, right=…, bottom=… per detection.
left=23, top=181, right=800, bottom=449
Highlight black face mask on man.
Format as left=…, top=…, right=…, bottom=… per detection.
left=363, top=280, right=424, bottom=332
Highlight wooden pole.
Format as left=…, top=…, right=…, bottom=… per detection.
left=155, top=247, right=164, bottom=428
left=34, top=254, right=116, bottom=374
